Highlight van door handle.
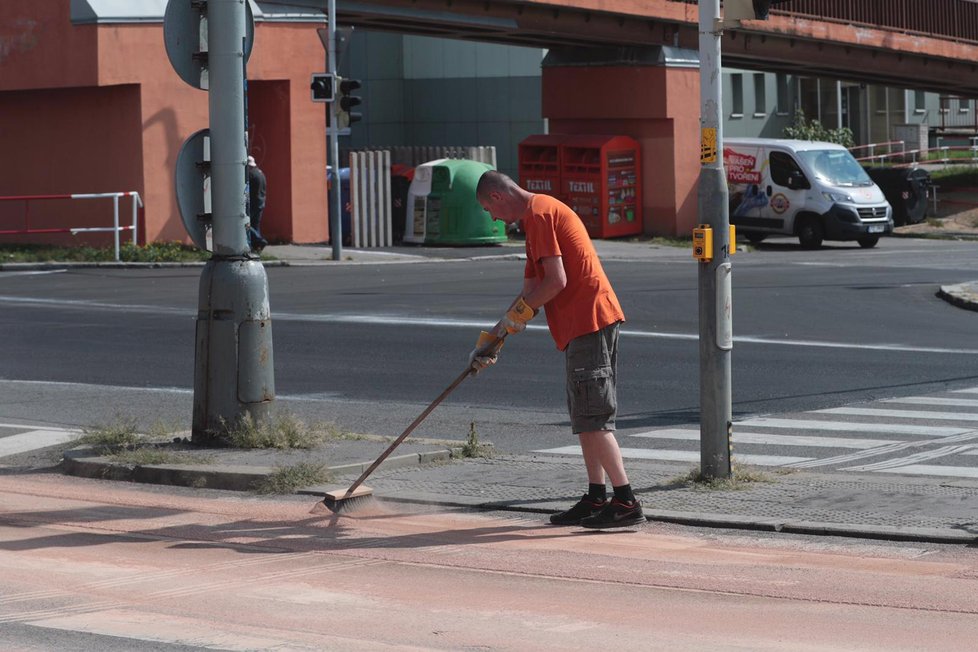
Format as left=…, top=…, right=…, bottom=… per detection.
left=766, top=185, right=773, bottom=197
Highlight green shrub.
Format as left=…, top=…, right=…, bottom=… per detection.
left=782, top=109, right=855, bottom=147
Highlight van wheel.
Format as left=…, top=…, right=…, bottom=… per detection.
left=797, top=217, right=824, bottom=249
left=857, top=235, right=880, bottom=248
left=746, top=233, right=767, bottom=244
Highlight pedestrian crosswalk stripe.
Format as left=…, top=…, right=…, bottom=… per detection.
left=535, top=445, right=811, bottom=466
left=0, top=422, right=74, bottom=431
left=897, top=394, right=978, bottom=407
left=0, top=429, right=83, bottom=457
left=818, top=407, right=978, bottom=422
left=860, top=464, right=978, bottom=479
left=841, top=444, right=978, bottom=472
left=952, top=388, right=978, bottom=394
left=630, top=429, right=897, bottom=449
left=786, top=430, right=978, bottom=469
left=735, top=417, right=967, bottom=436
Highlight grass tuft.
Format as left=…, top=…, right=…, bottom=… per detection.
left=253, top=463, right=332, bottom=494
left=108, top=448, right=213, bottom=466
left=224, top=412, right=337, bottom=449
left=459, top=422, right=493, bottom=459
left=670, top=465, right=777, bottom=491
left=78, top=416, right=141, bottom=453
left=648, top=236, right=692, bottom=248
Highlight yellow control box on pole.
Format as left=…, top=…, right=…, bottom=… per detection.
left=693, top=225, right=713, bottom=262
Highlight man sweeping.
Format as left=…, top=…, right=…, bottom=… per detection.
left=472, top=170, right=645, bottom=529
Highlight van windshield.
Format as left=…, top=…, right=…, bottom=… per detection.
left=796, top=149, right=873, bottom=187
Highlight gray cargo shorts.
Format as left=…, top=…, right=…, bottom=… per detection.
left=565, top=321, right=620, bottom=434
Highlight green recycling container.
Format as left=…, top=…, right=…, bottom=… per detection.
left=424, top=159, right=508, bottom=245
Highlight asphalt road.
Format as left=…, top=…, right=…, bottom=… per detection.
left=2, top=236, right=978, bottom=455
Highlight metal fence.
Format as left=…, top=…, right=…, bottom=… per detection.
left=349, top=150, right=392, bottom=248
left=348, top=145, right=496, bottom=169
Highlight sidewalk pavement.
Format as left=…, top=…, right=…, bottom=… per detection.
left=57, top=429, right=978, bottom=545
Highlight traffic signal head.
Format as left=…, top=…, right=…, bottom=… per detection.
left=339, top=78, right=361, bottom=96
left=337, top=77, right=363, bottom=129
left=310, top=73, right=334, bottom=102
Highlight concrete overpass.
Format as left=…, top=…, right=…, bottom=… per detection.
left=275, top=0, right=978, bottom=96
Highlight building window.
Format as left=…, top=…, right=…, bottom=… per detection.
left=914, top=90, right=926, bottom=114
left=776, top=73, right=790, bottom=115
left=731, top=74, right=743, bottom=117
left=960, top=98, right=971, bottom=113
left=753, top=73, right=766, bottom=117
left=874, top=86, right=888, bottom=114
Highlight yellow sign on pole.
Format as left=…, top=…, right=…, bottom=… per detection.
left=701, top=127, right=717, bottom=164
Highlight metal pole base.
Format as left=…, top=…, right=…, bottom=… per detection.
left=192, top=258, right=275, bottom=445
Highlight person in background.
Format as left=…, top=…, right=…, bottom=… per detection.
left=471, top=170, right=645, bottom=529
left=246, top=155, right=269, bottom=253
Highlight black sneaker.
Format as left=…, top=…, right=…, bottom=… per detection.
left=549, top=495, right=607, bottom=526
left=579, top=497, right=645, bottom=529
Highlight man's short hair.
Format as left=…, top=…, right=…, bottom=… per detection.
left=476, top=170, right=514, bottom=201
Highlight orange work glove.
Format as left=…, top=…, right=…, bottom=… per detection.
left=498, top=296, right=538, bottom=335
left=469, top=330, right=504, bottom=373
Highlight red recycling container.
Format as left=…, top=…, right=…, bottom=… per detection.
left=518, top=134, right=567, bottom=204
left=560, top=135, right=642, bottom=239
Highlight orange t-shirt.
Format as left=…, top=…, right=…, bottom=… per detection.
left=521, top=194, right=625, bottom=351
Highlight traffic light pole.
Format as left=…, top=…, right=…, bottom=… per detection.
left=327, top=0, right=343, bottom=261
left=191, top=0, right=275, bottom=443
left=697, top=0, right=733, bottom=479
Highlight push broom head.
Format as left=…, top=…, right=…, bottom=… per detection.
left=322, top=485, right=375, bottom=514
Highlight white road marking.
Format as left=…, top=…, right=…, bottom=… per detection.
left=0, top=429, right=83, bottom=456
left=877, top=464, right=978, bottom=479
left=841, top=445, right=977, bottom=472
left=2, top=294, right=978, bottom=355
left=882, top=396, right=978, bottom=408
left=535, top=445, right=811, bottom=466
left=630, top=429, right=897, bottom=449
left=0, top=270, right=67, bottom=277
left=0, top=379, right=340, bottom=402
left=786, top=431, right=978, bottom=469
left=818, top=407, right=978, bottom=422
left=735, top=417, right=967, bottom=436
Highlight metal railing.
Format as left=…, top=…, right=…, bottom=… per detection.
left=0, top=191, right=142, bottom=261
left=852, top=139, right=978, bottom=167
left=675, top=1, right=978, bottom=44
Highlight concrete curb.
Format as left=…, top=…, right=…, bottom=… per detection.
left=60, top=445, right=459, bottom=492
left=937, top=282, right=978, bottom=312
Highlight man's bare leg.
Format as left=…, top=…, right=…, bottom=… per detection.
left=578, top=430, right=629, bottom=487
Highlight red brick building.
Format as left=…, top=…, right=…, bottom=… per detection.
left=0, top=1, right=329, bottom=246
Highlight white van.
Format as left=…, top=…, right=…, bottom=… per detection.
left=724, top=138, right=893, bottom=248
